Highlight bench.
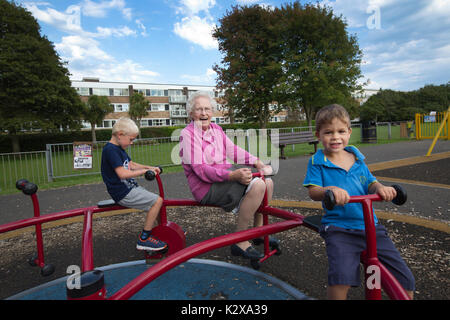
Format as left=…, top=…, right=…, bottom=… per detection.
left=277, top=131, right=319, bottom=159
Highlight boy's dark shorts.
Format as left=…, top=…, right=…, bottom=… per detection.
left=319, top=224, right=415, bottom=291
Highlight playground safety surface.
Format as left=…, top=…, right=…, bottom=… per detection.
left=0, top=140, right=449, bottom=300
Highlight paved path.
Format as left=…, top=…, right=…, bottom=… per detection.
left=2, top=139, right=448, bottom=226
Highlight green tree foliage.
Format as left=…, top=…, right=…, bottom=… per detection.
left=213, top=5, right=283, bottom=128
left=82, top=95, right=113, bottom=143
left=276, top=3, right=363, bottom=126
left=129, top=91, right=149, bottom=136
left=213, top=2, right=362, bottom=127
left=0, top=0, right=84, bottom=151
left=360, top=83, right=449, bottom=121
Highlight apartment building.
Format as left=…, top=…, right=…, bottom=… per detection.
left=72, top=78, right=287, bottom=129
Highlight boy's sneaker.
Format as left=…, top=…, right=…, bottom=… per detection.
left=137, top=234, right=168, bottom=251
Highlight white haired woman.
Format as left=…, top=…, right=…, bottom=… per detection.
left=179, top=91, right=278, bottom=260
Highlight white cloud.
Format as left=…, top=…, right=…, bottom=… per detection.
left=135, top=19, right=148, bottom=37
left=173, top=0, right=218, bottom=49
left=179, top=0, right=216, bottom=15
left=24, top=1, right=139, bottom=39
left=181, top=68, right=216, bottom=84
left=320, top=0, right=450, bottom=90
left=236, top=0, right=262, bottom=5
left=93, top=60, right=160, bottom=82
left=81, top=0, right=132, bottom=20
left=56, top=35, right=113, bottom=62
left=57, top=36, right=159, bottom=82
left=24, top=3, right=84, bottom=34
left=174, top=16, right=218, bottom=50
left=96, top=26, right=136, bottom=37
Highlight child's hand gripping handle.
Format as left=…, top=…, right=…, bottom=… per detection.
left=322, top=184, right=407, bottom=210
left=144, top=166, right=163, bottom=181
left=391, top=184, right=407, bottom=206
left=323, top=189, right=336, bottom=210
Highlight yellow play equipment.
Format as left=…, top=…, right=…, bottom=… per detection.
left=415, top=106, right=450, bottom=156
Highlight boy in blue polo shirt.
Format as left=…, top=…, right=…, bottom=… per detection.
left=101, top=117, right=167, bottom=252
left=303, top=104, right=414, bottom=299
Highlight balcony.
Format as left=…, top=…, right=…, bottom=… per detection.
left=169, top=96, right=187, bottom=103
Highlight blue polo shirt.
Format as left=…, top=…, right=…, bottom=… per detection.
left=303, top=146, right=378, bottom=230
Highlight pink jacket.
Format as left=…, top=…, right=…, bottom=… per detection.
left=180, top=122, right=259, bottom=201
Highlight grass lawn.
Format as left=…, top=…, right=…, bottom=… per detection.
left=0, top=125, right=410, bottom=195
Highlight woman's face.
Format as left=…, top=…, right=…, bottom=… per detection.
left=191, top=96, right=213, bottom=131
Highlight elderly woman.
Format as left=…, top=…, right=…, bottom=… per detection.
left=179, top=91, right=278, bottom=260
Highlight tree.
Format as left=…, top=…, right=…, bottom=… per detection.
left=82, top=95, right=113, bottom=143
left=275, top=2, right=363, bottom=126
left=414, top=83, right=449, bottom=113
left=212, top=2, right=363, bottom=128
left=128, top=92, right=149, bottom=137
left=213, top=5, right=283, bottom=128
left=360, top=83, right=450, bottom=121
left=0, top=0, right=84, bottom=152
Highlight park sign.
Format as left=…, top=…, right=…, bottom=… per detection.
left=73, top=142, right=93, bottom=169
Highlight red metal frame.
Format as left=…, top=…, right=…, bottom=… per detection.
left=349, top=195, right=411, bottom=300
left=0, top=175, right=411, bottom=300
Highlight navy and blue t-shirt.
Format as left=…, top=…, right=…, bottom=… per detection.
left=101, top=142, right=138, bottom=202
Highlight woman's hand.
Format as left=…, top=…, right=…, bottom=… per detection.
left=259, top=165, right=273, bottom=176
left=254, top=160, right=273, bottom=176
left=229, top=168, right=253, bottom=185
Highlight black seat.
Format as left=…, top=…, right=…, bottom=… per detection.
left=303, top=215, right=322, bottom=232
left=97, top=199, right=117, bottom=208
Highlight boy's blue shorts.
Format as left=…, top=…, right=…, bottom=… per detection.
left=319, top=224, right=415, bottom=291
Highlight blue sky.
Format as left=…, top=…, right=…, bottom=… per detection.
left=17, top=0, right=450, bottom=91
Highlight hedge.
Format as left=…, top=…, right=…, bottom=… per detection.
left=0, top=121, right=308, bottom=153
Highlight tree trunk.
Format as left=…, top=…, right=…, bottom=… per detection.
left=305, top=104, right=313, bottom=128
left=11, top=134, right=21, bottom=153
left=90, top=123, right=97, bottom=143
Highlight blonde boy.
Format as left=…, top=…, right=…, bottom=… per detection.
left=101, top=117, right=167, bottom=251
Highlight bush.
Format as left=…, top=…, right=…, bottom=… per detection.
left=0, top=121, right=310, bottom=153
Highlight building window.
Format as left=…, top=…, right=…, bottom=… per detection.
left=145, top=118, right=170, bottom=127
left=150, top=89, right=166, bottom=96
left=113, top=104, right=129, bottom=112
left=113, top=88, right=129, bottom=96
left=75, top=87, right=90, bottom=96
left=92, top=88, right=110, bottom=96
left=102, top=120, right=116, bottom=128
left=150, top=103, right=167, bottom=111
left=212, top=117, right=227, bottom=124
left=135, top=89, right=146, bottom=96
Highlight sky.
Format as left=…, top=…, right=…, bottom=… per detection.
left=16, top=0, right=450, bottom=92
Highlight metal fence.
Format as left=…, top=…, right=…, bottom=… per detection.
left=46, top=137, right=179, bottom=181
left=415, top=110, right=450, bottom=140
left=0, top=151, right=48, bottom=194
left=1, top=123, right=410, bottom=194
